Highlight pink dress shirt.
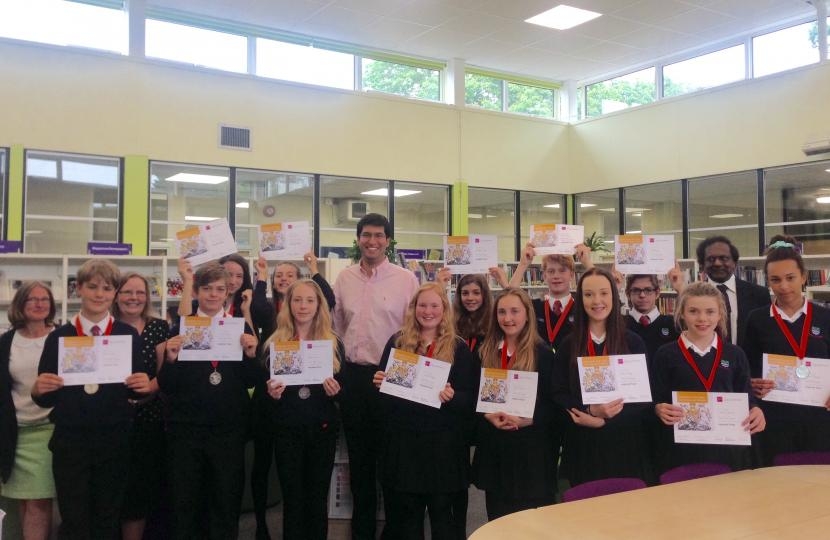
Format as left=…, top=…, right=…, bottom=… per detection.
left=333, top=260, right=420, bottom=366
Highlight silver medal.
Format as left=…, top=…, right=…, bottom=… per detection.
left=796, top=364, right=810, bottom=379
left=209, top=370, right=222, bottom=385
left=83, top=383, right=99, bottom=395
left=298, top=386, right=311, bottom=399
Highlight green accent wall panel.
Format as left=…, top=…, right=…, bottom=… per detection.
left=452, top=181, right=468, bottom=235
left=123, top=155, right=149, bottom=255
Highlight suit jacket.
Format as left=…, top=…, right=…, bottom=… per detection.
left=735, top=277, right=771, bottom=347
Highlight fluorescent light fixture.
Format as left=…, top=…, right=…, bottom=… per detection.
left=710, top=213, right=744, bottom=219
left=235, top=202, right=250, bottom=209
left=631, top=213, right=642, bottom=217
left=166, top=172, right=228, bottom=184
left=579, top=203, right=596, bottom=208
left=626, top=230, right=642, bottom=234
left=544, top=204, right=560, bottom=208
left=361, top=188, right=421, bottom=198
left=817, top=196, right=830, bottom=203
left=825, top=169, right=830, bottom=173
left=598, top=207, right=616, bottom=212
left=468, top=213, right=498, bottom=219
left=525, top=4, right=601, bottom=30
left=184, top=215, right=220, bottom=221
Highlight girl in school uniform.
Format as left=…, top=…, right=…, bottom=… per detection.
left=472, top=287, right=560, bottom=520
left=741, top=235, right=830, bottom=466
left=263, top=279, right=345, bottom=540
left=1, top=282, right=56, bottom=540
left=32, top=259, right=148, bottom=539
left=112, top=272, right=170, bottom=540
left=653, top=281, right=766, bottom=473
left=373, top=283, right=478, bottom=539
left=553, top=267, right=651, bottom=486
left=625, top=274, right=680, bottom=361
left=159, top=262, right=261, bottom=540
left=453, top=273, right=493, bottom=355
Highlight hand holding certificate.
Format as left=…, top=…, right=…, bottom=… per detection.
left=475, top=368, right=538, bottom=418
left=672, top=391, right=751, bottom=446
left=269, top=340, right=334, bottom=386
left=259, top=221, right=311, bottom=261
left=443, top=235, right=498, bottom=275
left=529, top=224, right=584, bottom=256
left=379, top=348, right=452, bottom=409
left=762, top=353, right=830, bottom=407
left=614, top=234, right=675, bottom=274
left=177, top=316, right=245, bottom=361
left=58, top=335, right=133, bottom=386
left=175, top=218, right=238, bottom=267
left=577, top=354, right=652, bottom=404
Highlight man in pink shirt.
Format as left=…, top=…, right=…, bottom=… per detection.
left=333, top=213, right=419, bottom=540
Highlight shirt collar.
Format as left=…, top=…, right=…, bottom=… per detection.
left=197, top=308, right=226, bottom=321
left=76, top=313, right=112, bottom=335
left=589, top=331, right=606, bottom=344
left=681, top=332, right=718, bottom=356
left=715, top=274, right=737, bottom=293
left=629, top=306, right=660, bottom=322
left=770, top=298, right=808, bottom=323
left=547, top=294, right=572, bottom=309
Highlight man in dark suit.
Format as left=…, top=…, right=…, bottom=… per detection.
left=694, top=236, right=770, bottom=346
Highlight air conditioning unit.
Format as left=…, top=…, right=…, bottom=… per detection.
left=336, top=200, right=368, bottom=223
left=802, top=138, right=830, bottom=156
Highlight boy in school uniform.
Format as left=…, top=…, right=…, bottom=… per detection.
left=159, top=262, right=261, bottom=540
left=32, top=259, right=149, bottom=540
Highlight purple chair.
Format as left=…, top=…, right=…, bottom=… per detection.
left=773, top=451, right=830, bottom=466
left=659, top=462, right=731, bottom=485
left=562, top=477, right=647, bottom=502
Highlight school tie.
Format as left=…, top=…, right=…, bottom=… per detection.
left=716, top=284, right=733, bottom=343
left=639, top=315, right=650, bottom=327
left=90, top=325, right=101, bottom=336
left=552, top=300, right=563, bottom=317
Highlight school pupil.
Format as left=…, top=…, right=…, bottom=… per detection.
left=31, top=259, right=148, bottom=539
left=1, top=282, right=57, bottom=540
left=263, top=279, right=345, bottom=540
left=741, top=235, right=830, bottom=466
left=373, top=283, right=478, bottom=539
left=453, top=274, right=494, bottom=354
left=112, top=272, right=170, bottom=540
left=553, top=267, right=651, bottom=486
left=625, top=274, right=680, bottom=360
left=472, top=288, right=561, bottom=520
left=159, top=262, right=261, bottom=540
left=652, top=281, right=766, bottom=473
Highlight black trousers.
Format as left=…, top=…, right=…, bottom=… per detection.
left=50, top=426, right=130, bottom=540
left=167, top=424, right=247, bottom=540
left=384, top=488, right=466, bottom=540
left=273, top=422, right=338, bottom=540
left=339, top=362, right=383, bottom=540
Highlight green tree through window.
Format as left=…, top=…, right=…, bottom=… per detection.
left=362, top=59, right=440, bottom=101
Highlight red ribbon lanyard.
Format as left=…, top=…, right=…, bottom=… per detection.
left=228, top=303, right=236, bottom=317
left=74, top=316, right=113, bottom=337
left=500, top=344, right=512, bottom=370
left=544, top=298, right=572, bottom=345
left=772, top=302, right=812, bottom=359
left=425, top=342, right=436, bottom=359
left=210, top=311, right=229, bottom=370
left=586, top=333, right=599, bottom=357
left=678, top=335, right=723, bottom=391
left=466, top=337, right=477, bottom=352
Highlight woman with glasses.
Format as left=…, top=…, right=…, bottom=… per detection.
left=625, top=274, right=679, bottom=361
left=112, top=272, right=170, bottom=540
left=1, top=282, right=57, bottom=540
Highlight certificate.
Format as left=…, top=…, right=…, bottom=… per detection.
left=475, top=368, right=539, bottom=418
left=58, top=335, right=132, bottom=386
left=577, top=354, right=652, bottom=404
left=177, top=316, right=245, bottom=361
left=259, top=221, right=311, bottom=261
left=269, top=340, right=334, bottom=386
left=614, top=234, right=675, bottom=274
left=379, top=348, right=452, bottom=409
left=530, top=224, right=584, bottom=256
left=672, top=391, right=751, bottom=446
left=763, top=353, right=830, bottom=407
left=176, top=218, right=238, bottom=267
left=443, top=234, right=498, bottom=274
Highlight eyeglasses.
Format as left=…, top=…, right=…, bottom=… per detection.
left=359, top=232, right=387, bottom=240
left=705, top=255, right=733, bottom=264
left=629, top=287, right=657, bottom=296
left=25, top=297, right=51, bottom=304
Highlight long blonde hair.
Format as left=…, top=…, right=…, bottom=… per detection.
left=674, top=281, right=728, bottom=339
left=264, top=279, right=341, bottom=373
left=396, top=283, right=457, bottom=363
left=479, top=288, right=541, bottom=372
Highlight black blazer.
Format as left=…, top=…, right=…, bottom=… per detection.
left=0, top=329, right=17, bottom=482
left=735, top=278, right=771, bottom=346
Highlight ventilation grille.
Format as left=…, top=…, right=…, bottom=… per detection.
left=219, top=125, right=251, bottom=150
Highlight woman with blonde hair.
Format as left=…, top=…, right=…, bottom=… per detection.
left=264, top=279, right=344, bottom=540
left=373, top=283, right=478, bottom=539
left=472, top=288, right=561, bottom=520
